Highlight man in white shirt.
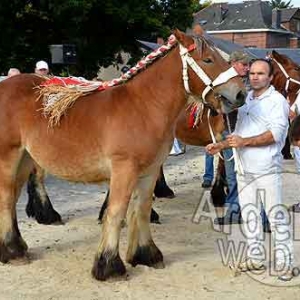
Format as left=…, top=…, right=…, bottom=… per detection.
left=206, top=59, right=293, bottom=281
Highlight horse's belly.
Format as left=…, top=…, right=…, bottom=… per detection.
left=50, top=160, right=111, bottom=183
left=31, top=149, right=111, bottom=183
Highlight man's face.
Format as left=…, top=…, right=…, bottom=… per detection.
left=35, top=68, right=49, bottom=75
left=249, top=61, right=272, bottom=92
left=231, top=61, right=249, bottom=77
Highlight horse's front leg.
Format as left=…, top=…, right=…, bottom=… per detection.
left=126, top=172, right=164, bottom=269
left=0, top=154, right=30, bottom=263
left=92, top=163, right=138, bottom=281
left=26, top=164, right=62, bottom=224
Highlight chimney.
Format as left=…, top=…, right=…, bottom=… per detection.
left=214, top=3, right=228, bottom=24
left=272, top=9, right=282, bottom=29
left=290, top=37, right=298, bottom=49
left=157, top=37, right=164, bottom=45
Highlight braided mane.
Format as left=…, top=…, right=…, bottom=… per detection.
left=38, top=35, right=179, bottom=127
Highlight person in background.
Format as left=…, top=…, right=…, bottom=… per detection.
left=7, top=68, right=21, bottom=77
left=169, top=138, right=185, bottom=156
left=201, top=154, right=214, bottom=188
left=214, top=51, right=250, bottom=224
left=35, top=60, right=49, bottom=76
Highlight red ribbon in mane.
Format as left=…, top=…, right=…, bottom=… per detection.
left=188, top=105, right=198, bottom=128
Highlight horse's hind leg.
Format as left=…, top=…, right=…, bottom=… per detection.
left=92, top=163, right=137, bottom=281
left=26, top=164, right=62, bottom=224
left=0, top=151, right=32, bottom=263
left=98, top=190, right=109, bottom=223
left=126, top=172, right=164, bottom=268
left=154, top=166, right=175, bottom=199
left=98, top=189, right=160, bottom=224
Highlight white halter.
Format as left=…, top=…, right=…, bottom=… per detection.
left=179, top=40, right=245, bottom=174
left=179, top=43, right=239, bottom=101
left=271, top=57, right=300, bottom=97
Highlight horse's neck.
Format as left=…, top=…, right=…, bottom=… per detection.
left=272, top=65, right=286, bottom=93
left=128, top=46, right=187, bottom=123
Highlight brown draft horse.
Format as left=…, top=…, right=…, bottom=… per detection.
left=0, top=28, right=245, bottom=280
left=25, top=105, right=225, bottom=225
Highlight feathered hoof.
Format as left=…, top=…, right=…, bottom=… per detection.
left=92, top=252, right=126, bottom=281
left=127, top=242, right=164, bottom=268
left=0, top=233, right=28, bottom=264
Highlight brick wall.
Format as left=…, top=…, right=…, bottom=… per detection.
left=266, top=33, right=289, bottom=48
left=289, top=37, right=299, bottom=48
left=233, top=32, right=267, bottom=48
left=211, top=32, right=291, bottom=48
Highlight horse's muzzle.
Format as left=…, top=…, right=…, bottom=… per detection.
left=219, top=89, right=246, bottom=113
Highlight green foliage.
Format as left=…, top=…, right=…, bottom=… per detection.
left=191, top=0, right=211, bottom=13
left=0, top=0, right=196, bottom=78
left=269, top=0, right=293, bottom=9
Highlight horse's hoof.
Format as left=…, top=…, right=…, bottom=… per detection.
left=150, top=209, right=161, bottom=224
left=8, top=253, right=31, bottom=266
left=127, top=242, right=164, bottom=268
left=154, top=187, right=175, bottom=199
left=92, top=252, right=126, bottom=281
left=0, top=235, right=28, bottom=264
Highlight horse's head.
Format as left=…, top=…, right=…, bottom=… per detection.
left=173, top=26, right=246, bottom=114
left=269, top=50, right=300, bottom=105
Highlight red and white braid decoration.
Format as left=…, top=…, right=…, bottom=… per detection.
left=105, top=34, right=177, bottom=88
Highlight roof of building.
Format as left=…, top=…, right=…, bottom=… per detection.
left=279, top=8, right=299, bottom=22
left=193, top=1, right=291, bottom=33
left=137, top=35, right=300, bottom=65
left=247, top=48, right=300, bottom=64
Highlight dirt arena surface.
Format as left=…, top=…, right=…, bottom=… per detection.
left=1, top=146, right=300, bottom=299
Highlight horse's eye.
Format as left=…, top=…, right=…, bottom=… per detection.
left=295, top=67, right=300, bottom=71
left=203, top=58, right=213, bottom=64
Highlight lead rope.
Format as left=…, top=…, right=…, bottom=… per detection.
left=225, top=114, right=244, bottom=175
left=207, top=110, right=244, bottom=174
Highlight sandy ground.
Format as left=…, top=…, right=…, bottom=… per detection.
left=1, top=146, right=300, bottom=300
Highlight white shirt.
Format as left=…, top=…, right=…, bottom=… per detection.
left=234, top=85, right=289, bottom=174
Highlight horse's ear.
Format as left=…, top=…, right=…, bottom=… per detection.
left=193, top=24, right=205, bottom=37
left=272, top=50, right=289, bottom=64
left=271, top=50, right=279, bottom=59
left=173, top=28, right=186, bottom=44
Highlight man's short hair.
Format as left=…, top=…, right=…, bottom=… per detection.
left=229, top=51, right=251, bottom=64
left=7, top=68, right=21, bottom=77
left=250, top=58, right=274, bottom=76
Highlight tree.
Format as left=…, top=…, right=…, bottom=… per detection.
left=0, top=0, right=197, bottom=78
left=191, top=0, right=211, bottom=13
left=270, top=0, right=293, bottom=9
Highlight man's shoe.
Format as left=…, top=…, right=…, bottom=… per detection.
left=276, top=264, right=294, bottom=281
left=288, top=203, right=300, bottom=213
left=214, top=215, right=243, bottom=225
left=202, top=180, right=212, bottom=188
left=236, top=258, right=265, bottom=272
